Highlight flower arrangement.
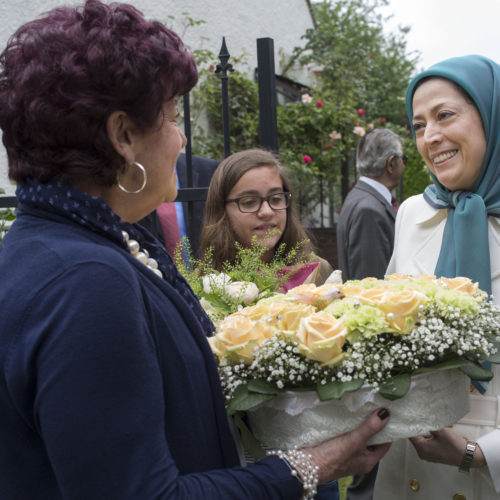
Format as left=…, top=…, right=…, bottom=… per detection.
left=209, top=274, right=500, bottom=415
left=175, top=235, right=315, bottom=326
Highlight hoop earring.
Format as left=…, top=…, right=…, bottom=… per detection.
left=117, top=161, right=147, bottom=194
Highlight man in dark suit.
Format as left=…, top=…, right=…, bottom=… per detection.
left=336, top=128, right=405, bottom=499
left=139, top=153, right=218, bottom=258
left=337, top=128, right=405, bottom=282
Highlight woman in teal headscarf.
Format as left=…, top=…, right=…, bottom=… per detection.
left=374, top=55, right=500, bottom=499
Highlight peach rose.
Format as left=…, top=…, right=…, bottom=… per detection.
left=236, top=302, right=272, bottom=322
left=384, top=273, right=437, bottom=283
left=295, top=311, right=347, bottom=365
left=353, top=286, right=428, bottom=333
left=338, top=284, right=371, bottom=297
left=353, top=126, right=366, bottom=136
left=287, top=283, right=342, bottom=309
left=210, top=314, right=275, bottom=362
left=438, top=277, right=479, bottom=295
left=384, top=273, right=414, bottom=282
left=276, top=302, right=317, bottom=332
left=339, top=277, right=384, bottom=295
left=237, top=300, right=315, bottom=331
left=417, top=274, right=438, bottom=283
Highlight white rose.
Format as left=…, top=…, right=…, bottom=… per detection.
left=225, top=281, right=260, bottom=305
left=202, top=273, right=232, bottom=294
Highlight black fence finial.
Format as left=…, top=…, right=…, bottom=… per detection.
left=216, top=37, right=233, bottom=158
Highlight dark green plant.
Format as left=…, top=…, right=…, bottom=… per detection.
left=190, top=58, right=260, bottom=160
left=400, top=136, right=432, bottom=199
left=174, top=234, right=311, bottom=323
left=0, top=188, right=16, bottom=243
left=183, top=2, right=430, bottom=224
left=287, top=0, right=417, bottom=126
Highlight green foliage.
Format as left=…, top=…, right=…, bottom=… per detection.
left=225, top=237, right=310, bottom=294
left=184, top=1, right=431, bottom=223
left=277, top=93, right=352, bottom=219
left=277, top=0, right=429, bottom=216
left=0, top=188, right=16, bottom=243
left=190, top=58, right=260, bottom=160
left=277, top=92, right=406, bottom=224
left=174, top=234, right=311, bottom=322
left=226, top=383, right=277, bottom=416
left=290, top=0, right=417, bottom=126
left=377, top=373, right=411, bottom=400
left=401, top=135, right=432, bottom=198
left=316, top=377, right=363, bottom=401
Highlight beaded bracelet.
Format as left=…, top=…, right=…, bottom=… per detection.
left=267, top=448, right=320, bottom=500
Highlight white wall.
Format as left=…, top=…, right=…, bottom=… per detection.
left=0, top=0, right=315, bottom=194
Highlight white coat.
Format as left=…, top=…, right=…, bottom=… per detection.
left=374, top=194, right=500, bottom=500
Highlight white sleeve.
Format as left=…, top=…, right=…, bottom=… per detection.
left=477, top=425, right=500, bottom=493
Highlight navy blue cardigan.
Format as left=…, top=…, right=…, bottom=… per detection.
left=0, top=187, right=301, bottom=499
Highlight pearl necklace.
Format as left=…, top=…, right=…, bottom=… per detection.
left=122, top=230, right=163, bottom=278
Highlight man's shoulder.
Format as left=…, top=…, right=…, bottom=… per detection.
left=176, top=153, right=218, bottom=170
left=176, top=153, right=218, bottom=188
left=342, top=182, right=384, bottom=210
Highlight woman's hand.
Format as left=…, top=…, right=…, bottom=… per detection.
left=303, top=408, right=392, bottom=484
left=410, top=428, right=486, bottom=468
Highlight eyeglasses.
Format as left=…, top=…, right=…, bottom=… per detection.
left=226, top=192, right=291, bottom=213
left=400, top=154, right=408, bottom=165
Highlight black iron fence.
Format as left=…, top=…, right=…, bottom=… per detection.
left=0, top=196, right=16, bottom=208
left=177, top=36, right=278, bottom=197
left=162, top=37, right=278, bottom=243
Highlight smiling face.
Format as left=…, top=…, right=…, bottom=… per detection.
left=225, top=166, right=287, bottom=261
left=411, top=78, right=486, bottom=191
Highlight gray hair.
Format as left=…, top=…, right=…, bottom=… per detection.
left=356, top=128, right=403, bottom=178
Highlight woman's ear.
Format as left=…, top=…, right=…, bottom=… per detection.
left=106, top=111, right=135, bottom=162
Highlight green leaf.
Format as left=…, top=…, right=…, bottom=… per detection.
left=413, top=358, right=470, bottom=374
left=247, top=379, right=282, bottom=395
left=233, top=412, right=266, bottom=460
left=288, top=385, right=316, bottom=393
left=459, top=362, right=494, bottom=381
left=226, top=384, right=274, bottom=416
left=316, top=378, right=364, bottom=401
left=378, top=373, right=411, bottom=401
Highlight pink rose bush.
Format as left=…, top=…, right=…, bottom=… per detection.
left=353, top=125, right=366, bottom=136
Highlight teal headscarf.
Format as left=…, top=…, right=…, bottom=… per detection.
left=406, top=55, right=500, bottom=296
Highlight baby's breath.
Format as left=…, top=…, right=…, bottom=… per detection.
left=217, top=298, right=500, bottom=403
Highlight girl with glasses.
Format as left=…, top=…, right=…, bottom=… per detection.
left=200, top=148, right=333, bottom=285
